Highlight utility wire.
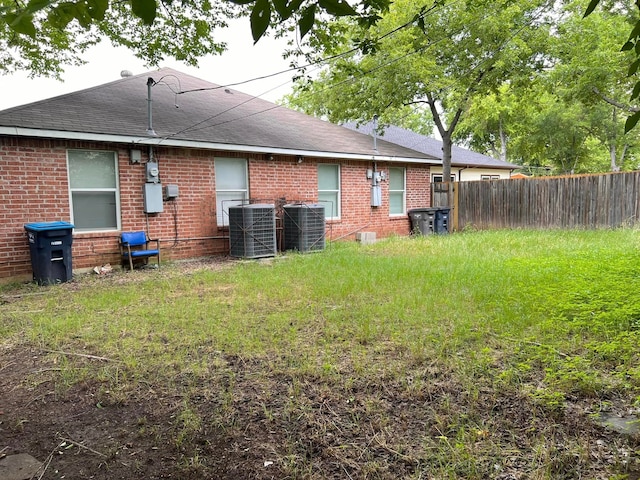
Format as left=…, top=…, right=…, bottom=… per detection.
left=175, top=0, right=447, bottom=96
left=154, top=0, right=450, bottom=142
left=155, top=0, right=547, bottom=143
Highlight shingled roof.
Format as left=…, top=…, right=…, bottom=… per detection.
left=342, top=121, right=519, bottom=169
left=0, top=68, right=438, bottom=163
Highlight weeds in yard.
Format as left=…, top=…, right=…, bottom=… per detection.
left=2, top=229, right=640, bottom=478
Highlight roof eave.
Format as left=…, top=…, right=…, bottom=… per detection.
left=0, top=127, right=440, bottom=164
left=451, top=162, right=520, bottom=169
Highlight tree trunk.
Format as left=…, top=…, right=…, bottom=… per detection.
left=441, top=131, right=452, bottom=182
left=610, top=108, right=621, bottom=172
left=610, top=143, right=620, bottom=172
left=499, top=119, right=508, bottom=162
left=424, top=95, right=462, bottom=207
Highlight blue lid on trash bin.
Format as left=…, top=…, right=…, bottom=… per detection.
left=24, top=221, right=75, bottom=232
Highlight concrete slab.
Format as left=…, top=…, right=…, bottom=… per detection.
left=0, top=453, right=43, bottom=480
left=356, top=232, right=376, bottom=245
left=597, top=413, right=640, bottom=436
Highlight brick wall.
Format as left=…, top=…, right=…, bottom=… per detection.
left=0, top=137, right=431, bottom=282
left=0, top=138, right=72, bottom=280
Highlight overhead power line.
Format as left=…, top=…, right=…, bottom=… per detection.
left=156, top=0, right=545, bottom=143
left=155, top=0, right=449, bottom=142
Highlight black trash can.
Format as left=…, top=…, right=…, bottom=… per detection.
left=408, top=207, right=450, bottom=235
left=408, top=208, right=438, bottom=235
left=24, top=221, right=74, bottom=284
left=433, top=207, right=450, bottom=234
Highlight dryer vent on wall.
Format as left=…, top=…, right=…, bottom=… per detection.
left=283, top=204, right=326, bottom=253
left=229, top=204, right=277, bottom=259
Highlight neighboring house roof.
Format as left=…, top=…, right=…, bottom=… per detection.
left=342, top=121, right=520, bottom=170
left=0, top=68, right=438, bottom=164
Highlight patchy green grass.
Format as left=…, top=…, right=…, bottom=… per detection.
left=2, top=229, right=640, bottom=479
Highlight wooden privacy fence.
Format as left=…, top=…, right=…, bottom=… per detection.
left=431, top=171, right=640, bottom=230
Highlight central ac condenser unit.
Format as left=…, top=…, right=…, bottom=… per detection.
left=283, top=203, right=326, bottom=253
left=229, top=204, right=277, bottom=259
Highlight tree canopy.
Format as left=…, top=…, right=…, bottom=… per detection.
left=0, top=0, right=388, bottom=77
left=285, top=0, right=640, bottom=175
left=585, top=0, right=640, bottom=132
left=456, top=1, right=640, bottom=174
left=285, top=0, right=555, bottom=180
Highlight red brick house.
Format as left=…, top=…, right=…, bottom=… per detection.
left=0, top=68, right=441, bottom=282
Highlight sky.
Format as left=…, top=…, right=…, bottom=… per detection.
left=0, top=20, right=296, bottom=111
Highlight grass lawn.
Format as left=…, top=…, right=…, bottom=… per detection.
left=1, top=229, right=640, bottom=479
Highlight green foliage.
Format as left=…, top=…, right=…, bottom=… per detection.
left=529, top=388, right=567, bottom=415
left=583, top=0, right=640, bottom=133
left=458, top=0, right=640, bottom=174
left=0, top=0, right=387, bottom=78
left=287, top=0, right=555, bottom=179
left=0, top=0, right=239, bottom=77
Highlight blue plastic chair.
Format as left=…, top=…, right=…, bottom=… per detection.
left=119, top=231, right=160, bottom=270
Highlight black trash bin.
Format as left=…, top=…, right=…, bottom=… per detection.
left=408, top=208, right=435, bottom=235
left=24, top=221, right=74, bottom=284
left=433, top=207, right=450, bottom=234
left=408, top=207, right=450, bottom=235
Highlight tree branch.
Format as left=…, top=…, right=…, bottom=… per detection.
left=425, top=93, right=446, bottom=137
left=592, top=87, right=640, bottom=113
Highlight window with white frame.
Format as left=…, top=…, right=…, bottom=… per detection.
left=388, top=167, right=406, bottom=215
left=67, top=150, right=120, bottom=231
left=215, top=157, right=249, bottom=226
left=481, top=175, right=501, bottom=180
left=318, top=164, right=340, bottom=219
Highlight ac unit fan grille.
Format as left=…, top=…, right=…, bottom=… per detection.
left=283, top=204, right=326, bottom=253
left=229, top=204, right=277, bottom=258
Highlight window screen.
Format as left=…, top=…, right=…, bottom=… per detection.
left=68, top=150, right=119, bottom=231
left=318, top=164, right=340, bottom=219
left=389, top=167, right=406, bottom=215
left=215, top=158, right=249, bottom=226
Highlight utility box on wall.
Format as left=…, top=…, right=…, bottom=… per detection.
left=164, top=184, right=179, bottom=200
left=371, top=185, right=382, bottom=207
left=144, top=183, right=164, bottom=213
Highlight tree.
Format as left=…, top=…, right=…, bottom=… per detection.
left=585, top=0, right=640, bottom=131
left=457, top=1, right=640, bottom=174
left=454, top=83, right=518, bottom=163
left=514, top=87, right=596, bottom=174
left=285, top=0, right=555, bottom=184
left=0, top=0, right=388, bottom=78
left=553, top=1, right=640, bottom=171
left=0, top=0, right=241, bottom=77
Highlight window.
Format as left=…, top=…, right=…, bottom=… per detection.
left=68, top=150, right=120, bottom=231
left=432, top=174, right=456, bottom=182
left=481, top=175, right=501, bottom=180
left=388, top=167, right=406, bottom=215
left=318, top=164, right=340, bottom=219
left=215, top=158, right=248, bottom=226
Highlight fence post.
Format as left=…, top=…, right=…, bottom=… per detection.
left=452, top=182, right=459, bottom=231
